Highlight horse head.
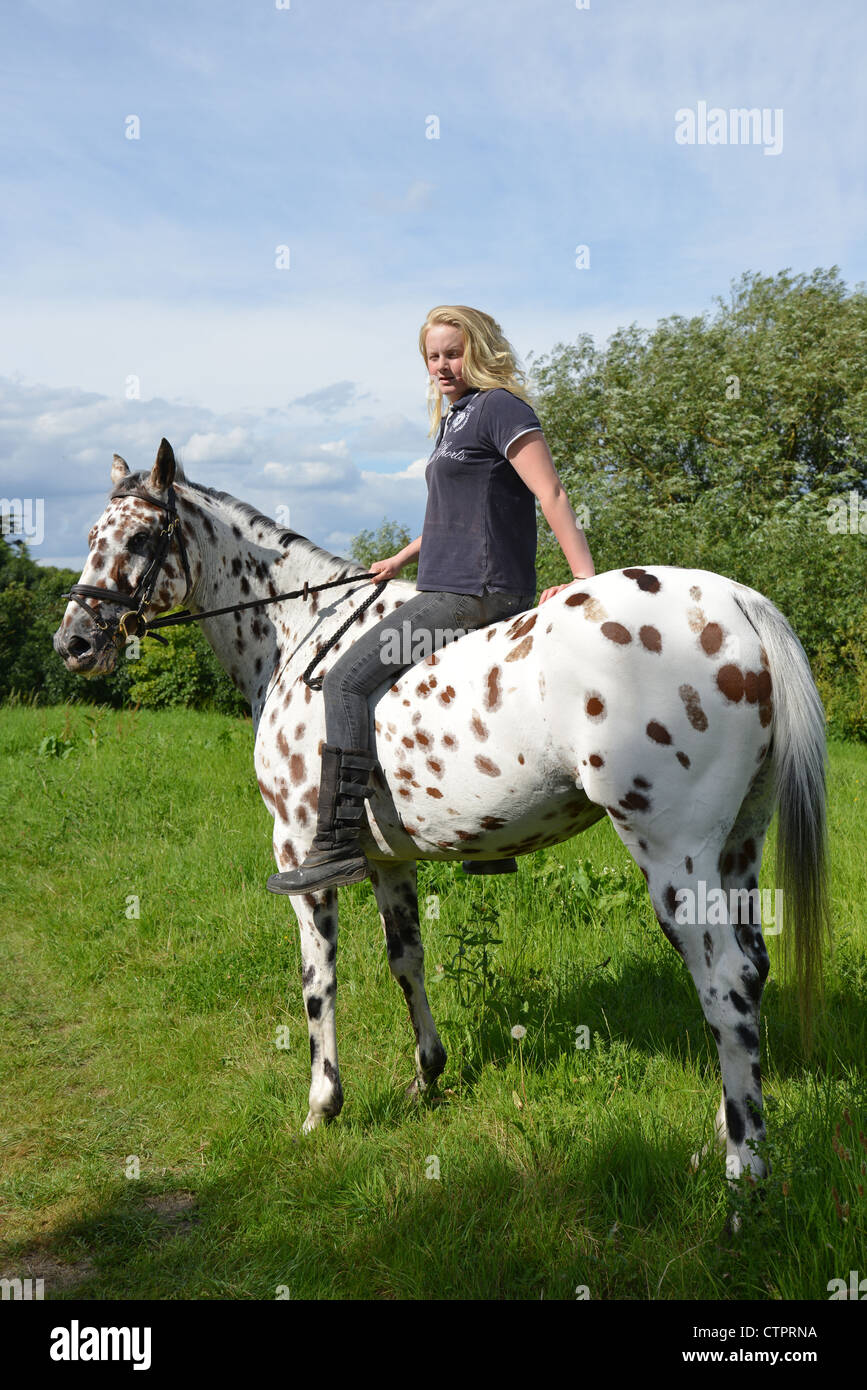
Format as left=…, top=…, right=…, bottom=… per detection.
left=53, top=438, right=194, bottom=675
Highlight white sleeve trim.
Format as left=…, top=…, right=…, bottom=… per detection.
left=504, top=425, right=542, bottom=455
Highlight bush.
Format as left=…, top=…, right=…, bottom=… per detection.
left=126, top=622, right=248, bottom=715
left=814, top=604, right=867, bottom=742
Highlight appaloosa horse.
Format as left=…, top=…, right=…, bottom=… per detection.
left=54, top=440, right=829, bottom=1199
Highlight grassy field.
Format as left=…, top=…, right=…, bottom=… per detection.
left=1, top=701, right=865, bottom=1301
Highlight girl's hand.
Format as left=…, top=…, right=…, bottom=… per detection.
left=539, top=582, right=577, bottom=604
left=368, top=555, right=404, bottom=582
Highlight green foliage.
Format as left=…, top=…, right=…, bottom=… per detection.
left=0, top=534, right=245, bottom=715
left=0, top=537, right=132, bottom=708
left=1, top=706, right=865, bottom=1301
left=439, top=909, right=504, bottom=1014
left=527, top=267, right=866, bottom=738
left=529, top=266, right=867, bottom=508
left=126, top=622, right=248, bottom=715
left=544, top=857, right=646, bottom=918
left=349, top=517, right=418, bottom=581
left=37, top=731, right=76, bottom=758
left=814, top=603, right=867, bottom=742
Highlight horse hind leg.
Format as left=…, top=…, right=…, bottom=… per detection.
left=653, top=856, right=768, bottom=1182
left=690, top=753, right=777, bottom=1170
left=369, top=861, right=447, bottom=1096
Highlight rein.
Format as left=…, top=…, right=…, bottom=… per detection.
left=62, top=484, right=390, bottom=689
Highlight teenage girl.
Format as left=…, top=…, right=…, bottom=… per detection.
left=268, top=304, right=594, bottom=895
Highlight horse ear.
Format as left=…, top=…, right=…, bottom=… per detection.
left=111, top=454, right=130, bottom=484
left=149, top=438, right=176, bottom=492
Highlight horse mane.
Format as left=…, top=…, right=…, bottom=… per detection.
left=110, top=470, right=366, bottom=574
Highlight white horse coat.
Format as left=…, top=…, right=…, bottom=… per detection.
left=54, top=442, right=829, bottom=1212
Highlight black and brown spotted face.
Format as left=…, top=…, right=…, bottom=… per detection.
left=53, top=440, right=186, bottom=675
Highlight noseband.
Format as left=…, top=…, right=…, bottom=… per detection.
left=63, top=485, right=193, bottom=644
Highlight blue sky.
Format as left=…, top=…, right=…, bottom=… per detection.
left=2, top=0, right=865, bottom=565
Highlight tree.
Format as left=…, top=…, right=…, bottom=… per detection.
left=348, top=518, right=418, bottom=581
left=525, top=268, right=867, bottom=715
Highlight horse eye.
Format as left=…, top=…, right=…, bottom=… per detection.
left=128, top=531, right=152, bottom=555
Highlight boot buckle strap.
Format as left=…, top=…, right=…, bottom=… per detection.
left=340, top=754, right=376, bottom=773
left=337, top=779, right=372, bottom=798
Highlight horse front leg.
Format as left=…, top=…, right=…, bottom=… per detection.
left=369, top=860, right=447, bottom=1096
left=285, top=878, right=343, bottom=1132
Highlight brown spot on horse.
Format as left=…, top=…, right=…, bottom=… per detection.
left=647, top=720, right=671, bottom=744
left=484, top=666, right=502, bottom=711
left=505, top=635, right=533, bottom=661
left=700, top=623, right=724, bottom=655
left=623, top=567, right=661, bottom=593
left=507, top=612, right=537, bottom=640
left=679, top=684, right=709, bottom=731
left=639, top=625, right=662, bottom=653
left=717, top=665, right=745, bottom=703
left=601, top=622, right=631, bottom=645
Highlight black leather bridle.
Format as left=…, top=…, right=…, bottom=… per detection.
left=62, top=485, right=193, bottom=645
left=61, top=481, right=388, bottom=684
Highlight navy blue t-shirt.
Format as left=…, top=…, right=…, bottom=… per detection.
left=416, top=387, right=542, bottom=595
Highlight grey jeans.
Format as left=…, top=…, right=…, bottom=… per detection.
left=322, top=587, right=535, bottom=753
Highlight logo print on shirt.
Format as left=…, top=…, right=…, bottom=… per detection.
left=448, top=401, right=476, bottom=433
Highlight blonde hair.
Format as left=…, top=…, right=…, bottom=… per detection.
left=418, top=305, right=534, bottom=437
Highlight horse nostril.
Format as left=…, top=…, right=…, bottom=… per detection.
left=67, top=635, right=93, bottom=659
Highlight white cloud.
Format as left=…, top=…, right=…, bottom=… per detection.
left=264, top=457, right=357, bottom=488
left=181, top=426, right=254, bottom=465
left=361, top=456, right=428, bottom=484
left=0, top=375, right=430, bottom=567
left=289, top=381, right=369, bottom=416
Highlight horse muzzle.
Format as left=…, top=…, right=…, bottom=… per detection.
left=53, top=615, right=121, bottom=675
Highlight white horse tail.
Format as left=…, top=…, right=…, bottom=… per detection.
left=733, top=585, right=831, bottom=1045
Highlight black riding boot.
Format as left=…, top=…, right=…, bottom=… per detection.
left=267, top=745, right=376, bottom=894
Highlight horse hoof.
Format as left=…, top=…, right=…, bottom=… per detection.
left=406, top=1078, right=444, bottom=1104
left=302, top=1108, right=338, bottom=1133
left=690, top=1143, right=710, bottom=1172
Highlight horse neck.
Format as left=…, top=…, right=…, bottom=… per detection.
left=175, top=482, right=365, bottom=710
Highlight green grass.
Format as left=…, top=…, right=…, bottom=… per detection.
left=1, top=703, right=865, bottom=1300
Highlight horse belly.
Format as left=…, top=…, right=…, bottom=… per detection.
left=366, top=635, right=598, bottom=860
